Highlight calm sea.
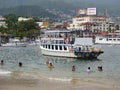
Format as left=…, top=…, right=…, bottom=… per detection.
left=0, top=45, right=120, bottom=85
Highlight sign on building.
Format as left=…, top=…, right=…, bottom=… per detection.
left=87, top=8, right=96, bottom=15
left=77, top=8, right=87, bottom=15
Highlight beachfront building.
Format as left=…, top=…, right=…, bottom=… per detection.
left=67, top=8, right=115, bottom=33
left=18, top=17, right=33, bottom=22
left=0, top=16, right=6, bottom=27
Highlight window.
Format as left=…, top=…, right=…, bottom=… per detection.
left=99, top=38, right=103, bottom=40
left=55, top=45, right=58, bottom=50
left=43, top=45, right=45, bottom=48
left=52, top=45, right=54, bottom=50
left=59, top=46, right=62, bottom=50
left=64, top=46, right=67, bottom=50
left=48, top=45, right=50, bottom=49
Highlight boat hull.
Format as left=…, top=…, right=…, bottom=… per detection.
left=40, top=46, right=103, bottom=59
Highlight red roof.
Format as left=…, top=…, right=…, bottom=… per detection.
left=81, top=22, right=94, bottom=25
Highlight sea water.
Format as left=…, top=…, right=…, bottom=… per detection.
left=0, top=45, right=120, bottom=85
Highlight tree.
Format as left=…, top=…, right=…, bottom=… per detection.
left=4, top=14, right=18, bottom=30
left=115, top=24, right=119, bottom=30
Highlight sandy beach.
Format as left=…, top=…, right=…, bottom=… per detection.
left=0, top=76, right=120, bottom=90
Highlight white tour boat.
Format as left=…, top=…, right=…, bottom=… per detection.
left=39, top=29, right=103, bottom=59
left=1, top=38, right=27, bottom=47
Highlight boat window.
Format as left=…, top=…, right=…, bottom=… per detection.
left=99, top=38, right=103, bottom=40
left=43, top=45, right=45, bottom=48
left=113, top=39, right=116, bottom=41
left=59, top=46, right=62, bottom=50
left=52, top=45, right=54, bottom=50
left=48, top=45, right=50, bottom=49
left=55, top=45, right=58, bottom=50
left=64, top=46, right=67, bottom=50
left=46, top=45, right=47, bottom=48
left=117, top=39, right=120, bottom=41
left=109, top=39, right=112, bottom=41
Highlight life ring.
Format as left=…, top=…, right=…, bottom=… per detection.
left=48, top=65, right=55, bottom=69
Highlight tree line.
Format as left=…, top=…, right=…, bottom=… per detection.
left=0, top=14, right=40, bottom=38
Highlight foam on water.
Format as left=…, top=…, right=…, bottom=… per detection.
left=48, top=77, right=72, bottom=82
left=0, top=69, right=12, bottom=76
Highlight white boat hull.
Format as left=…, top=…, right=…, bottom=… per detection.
left=95, top=37, right=120, bottom=45
left=1, top=43, right=27, bottom=47
left=40, top=47, right=77, bottom=58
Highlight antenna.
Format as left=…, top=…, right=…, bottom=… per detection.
left=105, top=8, right=108, bottom=17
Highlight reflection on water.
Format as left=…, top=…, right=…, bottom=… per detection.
left=0, top=45, right=120, bottom=85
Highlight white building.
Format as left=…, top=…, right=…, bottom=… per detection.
left=18, top=17, right=33, bottom=22
left=0, top=16, right=6, bottom=21
left=0, top=21, right=6, bottom=27
left=67, top=15, right=115, bottom=32
left=68, top=7, right=115, bottom=32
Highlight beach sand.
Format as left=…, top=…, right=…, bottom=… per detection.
left=0, top=76, right=120, bottom=90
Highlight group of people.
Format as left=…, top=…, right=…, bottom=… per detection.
left=1, top=59, right=103, bottom=72
left=72, top=65, right=103, bottom=72
left=0, top=60, right=23, bottom=67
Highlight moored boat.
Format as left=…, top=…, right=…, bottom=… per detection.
left=39, top=29, right=103, bottom=59
left=1, top=38, right=27, bottom=47
left=95, top=35, right=120, bottom=45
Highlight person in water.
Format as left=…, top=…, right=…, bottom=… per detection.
left=0, top=60, right=4, bottom=65
left=97, top=66, right=103, bottom=71
left=19, top=62, right=22, bottom=67
left=48, top=63, right=54, bottom=70
left=46, top=59, right=49, bottom=65
left=72, top=65, right=76, bottom=72
left=87, top=67, right=91, bottom=73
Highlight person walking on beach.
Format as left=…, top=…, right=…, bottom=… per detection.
left=72, top=65, right=76, bottom=72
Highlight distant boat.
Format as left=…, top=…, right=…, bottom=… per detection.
left=28, top=38, right=40, bottom=46
left=95, top=35, right=120, bottom=45
left=1, top=38, right=27, bottom=47
left=39, top=29, right=103, bottom=59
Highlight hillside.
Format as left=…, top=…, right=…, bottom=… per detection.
left=0, top=6, right=57, bottom=18
left=0, top=0, right=120, bottom=17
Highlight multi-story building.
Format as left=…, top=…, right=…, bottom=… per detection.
left=67, top=7, right=115, bottom=32
left=67, top=15, right=115, bottom=32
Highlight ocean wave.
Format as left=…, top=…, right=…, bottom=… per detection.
left=48, top=77, right=72, bottom=82
left=0, top=69, right=12, bottom=76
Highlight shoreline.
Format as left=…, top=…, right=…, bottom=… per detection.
left=0, top=76, right=120, bottom=90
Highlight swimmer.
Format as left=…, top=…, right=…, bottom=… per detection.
left=48, top=62, right=54, bottom=70
left=72, top=65, right=76, bottom=72
left=1, top=60, right=4, bottom=65
left=19, top=62, right=22, bottom=67
left=98, top=66, right=103, bottom=71
left=87, top=67, right=91, bottom=73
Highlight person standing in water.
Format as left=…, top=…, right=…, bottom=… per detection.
left=72, top=65, right=76, bottom=72
left=0, top=60, right=4, bottom=65
left=19, top=62, right=22, bottom=67
left=87, top=67, right=91, bottom=73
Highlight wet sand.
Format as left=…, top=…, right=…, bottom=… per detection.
left=0, top=76, right=120, bottom=90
